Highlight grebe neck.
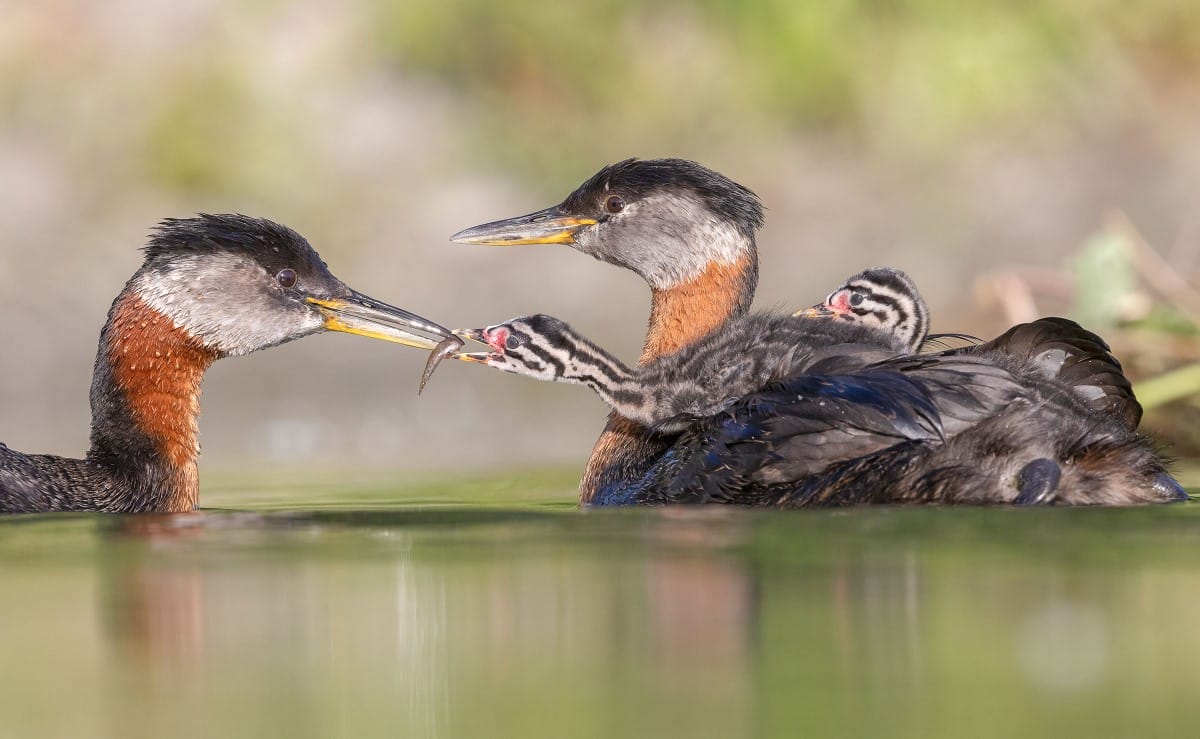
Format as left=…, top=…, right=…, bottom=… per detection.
left=582, top=251, right=758, bottom=504
left=641, top=253, right=757, bottom=362
left=86, top=287, right=219, bottom=512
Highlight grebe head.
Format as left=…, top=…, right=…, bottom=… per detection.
left=132, top=214, right=451, bottom=356
left=453, top=314, right=576, bottom=382
left=450, top=158, right=764, bottom=290
left=797, top=267, right=930, bottom=352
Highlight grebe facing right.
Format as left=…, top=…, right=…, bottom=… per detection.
left=1, top=214, right=452, bottom=514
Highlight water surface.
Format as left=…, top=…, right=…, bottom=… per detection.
left=3, top=474, right=1198, bottom=738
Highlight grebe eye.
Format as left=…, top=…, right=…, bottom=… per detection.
left=849, top=292, right=865, bottom=307
left=604, top=195, right=625, bottom=214
left=505, top=335, right=523, bottom=350
left=276, top=269, right=297, bottom=288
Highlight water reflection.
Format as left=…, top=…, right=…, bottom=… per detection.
left=1016, top=600, right=1110, bottom=692
left=3, top=504, right=1199, bottom=737
left=104, top=515, right=208, bottom=670
left=90, top=509, right=766, bottom=737
left=99, top=512, right=454, bottom=737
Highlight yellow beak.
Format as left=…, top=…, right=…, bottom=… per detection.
left=450, top=206, right=597, bottom=246
left=308, top=290, right=452, bottom=350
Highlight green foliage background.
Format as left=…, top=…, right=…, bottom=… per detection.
left=1, top=0, right=1198, bottom=469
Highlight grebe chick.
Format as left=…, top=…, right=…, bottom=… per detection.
left=437, top=268, right=927, bottom=426
left=454, top=310, right=903, bottom=432
left=796, top=267, right=930, bottom=354
left=1, top=214, right=453, bottom=514
left=452, top=158, right=1182, bottom=506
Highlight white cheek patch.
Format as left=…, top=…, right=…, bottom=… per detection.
left=133, top=254, right=322, bottom=356
left=131, top=256, right=215, bottom=345
left=622, top=192, right=748, bottom=289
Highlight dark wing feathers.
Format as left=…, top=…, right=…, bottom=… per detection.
left=592, top=315, right=1172, bottom=508
left=873, top=356, right=1027, bottom=435
left=664, top=371, right=951, bottom=503
left=651, top=355, right=1035, bottom=505
left=970, top=317, right=1141, bottom=429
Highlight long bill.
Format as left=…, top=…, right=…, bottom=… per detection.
left=449, top=205, right=596, bottom=246
left=308, top=290, right=453, bottom=350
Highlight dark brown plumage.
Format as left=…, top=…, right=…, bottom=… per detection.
left=1, top=214, right=452, bottom=513
left=451, top=159, right=1184, bottom=507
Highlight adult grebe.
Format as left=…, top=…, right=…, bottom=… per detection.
left=1, top=214, right=452, bottom=513
left=450, top=159, right=1183, bottom=506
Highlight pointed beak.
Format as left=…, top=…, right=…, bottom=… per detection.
left=449, top=205, right=597, bottom=246
left=794, top=303, right=835, bottom=318
left=448, top=328, right=493, bottom=363
left=453, top=327, right=489, bottom=345
left=308, top=289, right=452, bottom=350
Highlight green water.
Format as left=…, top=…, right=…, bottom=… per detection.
left=3, top=474, right=1199, bottom=739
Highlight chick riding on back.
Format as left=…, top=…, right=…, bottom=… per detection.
left=447, top=158, right=1183, bottom=507
left=796, top=267, right=930, bottom=354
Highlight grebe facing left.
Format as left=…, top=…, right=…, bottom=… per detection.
left=1, top=214, right=452, bottom=514
left=450, top=158, right=1183, bottom=507
left=437, top=267, right=932, bottom=431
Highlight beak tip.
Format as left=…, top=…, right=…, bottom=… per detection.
left=453, top=327, right=490, bottom=345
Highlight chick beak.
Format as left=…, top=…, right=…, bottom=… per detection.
left=794, top=304, right=836, bottom=318
left=449, top=328, right=494, bottom=363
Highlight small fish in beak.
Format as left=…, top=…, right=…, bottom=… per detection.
left=418, top=334, right=467, bottom=394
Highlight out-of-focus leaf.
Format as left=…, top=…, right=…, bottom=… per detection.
left=1071, top=227, right=1136, bottom=329
left=1135, top=363, right=1200, bottom=410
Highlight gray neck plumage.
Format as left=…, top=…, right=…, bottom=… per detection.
left=541, top=321, right=727, bottom=434
left=531, top=328, right=665, bottom=425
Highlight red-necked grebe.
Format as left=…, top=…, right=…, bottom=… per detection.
left=449, top=158, right=1183, bottom=506
left=1, top=214, right=453, bottom=513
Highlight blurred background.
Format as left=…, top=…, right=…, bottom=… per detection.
left=2, top=0, right=1199, bottom=485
